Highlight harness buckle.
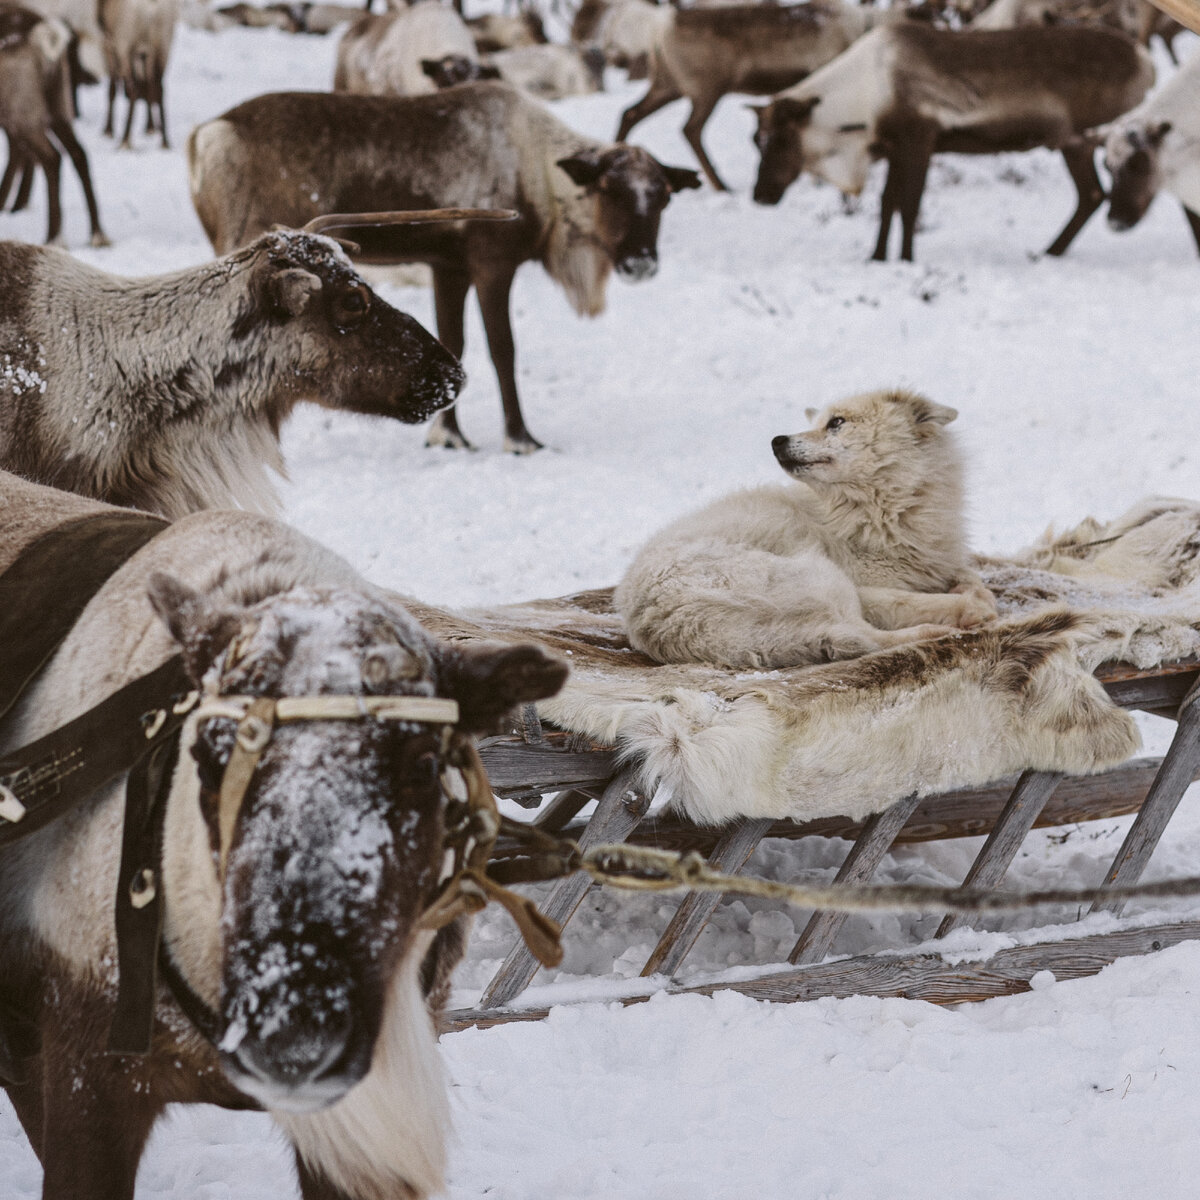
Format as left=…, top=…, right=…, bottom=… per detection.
left=0, top=784, right=26, bottom=825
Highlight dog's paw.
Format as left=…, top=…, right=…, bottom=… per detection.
left=946, top=588, right=998, bottom=628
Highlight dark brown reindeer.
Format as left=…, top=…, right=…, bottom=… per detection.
left=750, top=21, right=1154, bottom=261
left=616, top=1, right=878, bottom=192
left=0, top=470, right=569, bottom=1200
left=188, top=81, right=701, bottom=453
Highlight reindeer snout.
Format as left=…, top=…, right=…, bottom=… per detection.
left=221, top=992, right=366, bottom=1112
left=616, top=252, right=659, bottom=282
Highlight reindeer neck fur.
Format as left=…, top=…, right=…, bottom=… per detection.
left=29, top=249, right=294, bottom=517
left=533, top=114, right=613, bottom=318
left=803, top=438, right=968, bottom=590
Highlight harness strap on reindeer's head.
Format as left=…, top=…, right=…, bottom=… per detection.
left=117, top=690, right=566, bottom=1058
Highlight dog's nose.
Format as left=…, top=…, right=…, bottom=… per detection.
left=771, top=435, right=790, bottom=454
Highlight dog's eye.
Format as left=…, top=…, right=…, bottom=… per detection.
left=825, top=416, right=845, bottom=431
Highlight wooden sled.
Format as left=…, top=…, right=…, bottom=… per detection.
left=443, top=656, right=1200, bottom=1032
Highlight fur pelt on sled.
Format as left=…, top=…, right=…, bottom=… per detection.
left=408, top=495, right=1200, bottom=826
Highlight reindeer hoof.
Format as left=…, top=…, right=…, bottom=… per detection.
left=425, top=423, right=472, bottom=451
left=90, top=231, right=112, bottom=249
left=503, top=433, right=544, bottom=455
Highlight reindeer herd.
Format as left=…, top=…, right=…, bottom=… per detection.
left=0, top=0, right=1196, bottom=1197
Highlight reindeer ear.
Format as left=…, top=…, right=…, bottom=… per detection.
left=805, top=406, right=818, bottom=421
left=148, top=572, right=244, bottom=684
left=270, top=267, right=322, bottom=317
left=438, top=640, right=568, bottom=732
left=556, top=151, right=607, bottom=187
left=1150, top=120, right=1173, bottom=146
left=661, top=164, right=702, bottom=192
left=776, top=95, right=820, bottom=124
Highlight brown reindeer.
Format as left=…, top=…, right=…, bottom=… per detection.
left=616, top=1, right=878, bottom=191
left=188, top=82, right=701, bottom=453
left=751, top=21, right=1154, bottom=261
left=0, top=471, right=569, bottom=1200
left=0, top=4, right=107, bottom=245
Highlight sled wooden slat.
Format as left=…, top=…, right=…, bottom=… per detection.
left=789, top=791, right=924, bottom=966
left=1091, top=679, right=1200, bottom=917
left=531, top=788, right=594, bottom=833
left=478, top=768, right=649, bottom=1010
left=477, top=729, right=614, bottom=798
left=936, top=770, right=1064, bottom=939
left=641, top=817, right=776, bottom=978
left=443, top=919, right=1200, bottom=1032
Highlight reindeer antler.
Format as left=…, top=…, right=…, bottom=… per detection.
left=302, top=209, right=519, bottom=236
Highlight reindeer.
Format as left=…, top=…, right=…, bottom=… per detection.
left=188, top=82, right=701, bottom=454
left=0, top=215, right=486, bottom=517
left=0, top=468, right=568, bottom=1200
left=98, top=0, right=179, bottom=149
left=0, top=4, right=107, bottom=245
left=616, top=1, right=879, bottom=191
left=1104, top=47, right=1200, bottom=254
left=334, top=1, right=478, bottom=94
left=750, top=21, right=1154, bottom=261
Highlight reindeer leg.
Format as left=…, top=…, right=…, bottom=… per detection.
left=477, top=263, right=541, bottom=453
left=896, top=129, right=935, bottom=263
left=1183, top=205, right=1200, bottom=256
left=1045, top=140, right=1103, bottom=258
left=51, top=117, right=109, bottom=247
left=155, top=66, right=169, bottom=150
left=103, top=75, right=116, bottom=137
left=119, top=80, right=137, bottom=150
left=0, top=149, right=17, bottom=210
left=27, top=133, right=63, bottom=245
left=872, top=155, right=902, bottom=261
left=39, top=1054, right=158, bottom=1200
left=426, top=266, right=473, bottom=450
left=12, top=159, right=34, bottom=211
left=295, top=1155, right=356, bottom=1200
left=615, top=74, right=681, bottom=142
left=681, top=92, right=727, bottom=192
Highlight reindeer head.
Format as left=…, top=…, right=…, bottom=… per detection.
left=149, top=575, right=567, bottom=1112
left=751, top=94, right=873, bottom=205
left=556, top=146, right=700, bottom=281
left=1105, top=121, right=1172, bottom=232
left=234, top=230, right=463, bottom=425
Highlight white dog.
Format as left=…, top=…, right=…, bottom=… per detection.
left=616, top=388, right=997, bottom=668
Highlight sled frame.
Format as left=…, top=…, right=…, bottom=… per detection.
left=450, top=657, right=1200, bottom=1030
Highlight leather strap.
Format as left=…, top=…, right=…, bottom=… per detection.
left=0, top=657, right=193, bottom=846
left=0, top=511, right=168, bottom=723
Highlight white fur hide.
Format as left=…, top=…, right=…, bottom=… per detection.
left=411, top=496, right=1200, bottom=826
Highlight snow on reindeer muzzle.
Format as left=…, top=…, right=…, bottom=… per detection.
left=184, top=589, right=455, bottom=1113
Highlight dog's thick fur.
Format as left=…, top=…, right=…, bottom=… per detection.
left=616, top=389, right=997, bottom=669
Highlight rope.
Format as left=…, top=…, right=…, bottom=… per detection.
left=492, top=819, right=1200, bottom=917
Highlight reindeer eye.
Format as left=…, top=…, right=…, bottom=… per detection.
left=193, top=720, right=236, bottom=792
left=826, top=416, right=845, bottom=431
left=333, top=284, right=370, bottom=328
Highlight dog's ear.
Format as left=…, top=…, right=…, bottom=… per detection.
left=915, top=399, right=958, bottom=427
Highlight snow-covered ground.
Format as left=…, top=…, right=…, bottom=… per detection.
left=4, top=18, right=1200, bottom=1198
